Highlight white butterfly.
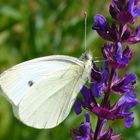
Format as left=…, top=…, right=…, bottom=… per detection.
left=0, top=52, right=93, bottom=129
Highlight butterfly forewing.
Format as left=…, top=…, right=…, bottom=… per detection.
left=0, top=55, right=83, bottom=106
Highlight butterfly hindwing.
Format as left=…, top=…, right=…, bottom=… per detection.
left=16, top=65, right=85, bottom=128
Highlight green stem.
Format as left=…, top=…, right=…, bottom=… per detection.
left=94, top=118, right=103, bottom=140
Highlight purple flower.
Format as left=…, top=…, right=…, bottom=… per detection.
left=122, top=25, right=140, bottom=44
left=74, top=85, right=97, bottom=115
left=109, top=0, right=140, bottom=23
left=72, top=113, right=94, bottom=140
left=75, top=86, right=121, bottom=120
left=92, top=14, right=119, bottom=42
left=109, top=0, right=133, bottom=24
left=129, top=0, right=140, bottom=18
left=90, top=64, right=108, bottom=98
left=112, top=73, right=137, bottom=95
left=72, top=113, right=122, bottom=140
left=92, top=14, right=140, bottom=44
left=92, top=14, right=107, bottom=29
left=109, top=0, right=140, bottom=24
left=74, top=86, right=113, bottom=120
left=98, top=120, right=122, bottom=140
left=102, top=42, right=133, bottom=69
left=111, top=92, right=139, bottom=128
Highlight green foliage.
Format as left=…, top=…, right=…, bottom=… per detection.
left=0, top=0, right=140, bottom=140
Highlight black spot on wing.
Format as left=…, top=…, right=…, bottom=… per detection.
left=28, top=81, right=34, bottom=87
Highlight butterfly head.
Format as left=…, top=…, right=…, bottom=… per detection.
left=80, top=51, right=92, bottom=62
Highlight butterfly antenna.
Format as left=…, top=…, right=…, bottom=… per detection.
left=94, top=58, right=108, bottom=63
left=84, top=11, right=87, bottom=51
left=94, top=59, right=107, bottom=63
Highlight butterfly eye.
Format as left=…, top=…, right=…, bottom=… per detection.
left=28, top=81, right=34, bottom=87
left=84, top=53, right=89, bottom=60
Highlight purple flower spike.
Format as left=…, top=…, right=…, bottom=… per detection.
left=72, top=113, right=94, bottom=140
left=102, top=43, right=133, bottom=69
left=73, top=0, right=139, bottom=139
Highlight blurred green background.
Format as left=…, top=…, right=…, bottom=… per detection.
left=0, top=0, right=140, bottom=140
